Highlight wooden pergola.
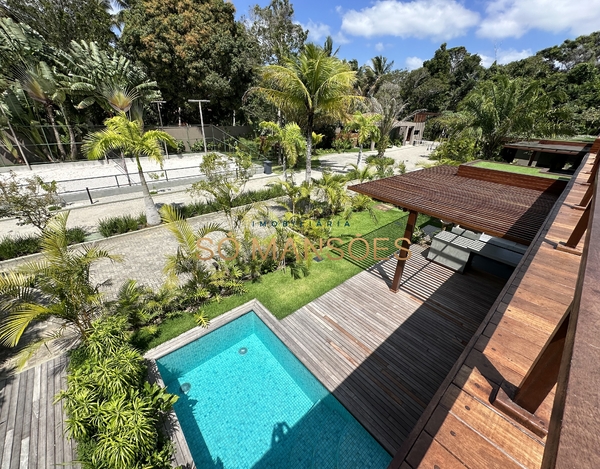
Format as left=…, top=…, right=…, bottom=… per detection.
left=349, top=164, right=567, bottom=292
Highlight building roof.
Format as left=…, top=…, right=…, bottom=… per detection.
left=348, top=165, right=566, bottom=245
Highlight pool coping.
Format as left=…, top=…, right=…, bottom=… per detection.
left=144, top=298, right=289, bottom=469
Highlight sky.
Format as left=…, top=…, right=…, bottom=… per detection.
left=231, top=0, right=600, bottom=69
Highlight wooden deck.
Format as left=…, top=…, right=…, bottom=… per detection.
left=277, top=246, right=505, bottom=455
left=392, top=153, right=591, bottom=468
left=0, top=355, right=79, bottom=469
left=145, top=246, right=506, bottom=465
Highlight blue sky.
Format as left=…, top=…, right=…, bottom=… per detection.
left=231, top=0, right=600, bottom=69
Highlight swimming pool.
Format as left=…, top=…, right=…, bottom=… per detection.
left=156, top=311, right=392, bottom=469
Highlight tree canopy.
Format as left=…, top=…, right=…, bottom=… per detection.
left=119, top=0, right=260, bottom=125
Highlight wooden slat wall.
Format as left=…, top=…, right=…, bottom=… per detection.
left=392, top=148, right=593, bottom=469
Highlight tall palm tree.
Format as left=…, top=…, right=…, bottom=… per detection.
left=348, top=111, right=381, bottom=166
left=370, top=82, right=424, bottom=157
left=14, top=62, right=68, bottom=161
left=442, top=75, right=572, bottom=160
left=84, top=114, right=175, bottom=225
left=259, top=120, right=306, bottom=180
left=252, top=43, right=360, bottom=183
left=364, top=55, right=394, bottom=96
left=0, top=212, right=121, bottom=366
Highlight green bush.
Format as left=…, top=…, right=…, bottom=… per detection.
left=0, top=227, right=88, bottom=261
left=167, top=139, right=185, bottom=154
left=66, top=226, right=88, bottom=244
left=58, top=316, right=177, bottom=469
left=190, top=140, right=204, bottom=152
left=332, top=132, right=354, bottom=152
left=98, top=213, right=147, bottom=237
left=0, top=234, right=41, bottom=260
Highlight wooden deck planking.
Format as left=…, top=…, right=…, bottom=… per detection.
left=0, top=355, right=80, bottom=469
left=279, top=245, right=505, bottom=455
left=394, top=152, right=593, bottom=469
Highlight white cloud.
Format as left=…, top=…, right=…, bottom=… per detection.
left=375, top=42, right=385, bottom=52
left=333, top=32, right=351, bottom=45
left=341, top=0, right=479, bottom=41
left=303, top=20, right=331, bottom=42
left=479, top=48, right=533, bottom=67
left=478, top=0, right=600, bottom=39
left=406, top=56, right=424, bottom=70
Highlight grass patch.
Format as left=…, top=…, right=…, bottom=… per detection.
left=472, top=161, right=571, bottom=180
left=140, top=207, right=440, bottom=351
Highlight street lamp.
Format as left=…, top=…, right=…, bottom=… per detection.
left=151, top=100, right=168, bottom=158
left=188, top=99, right=210, bottom=154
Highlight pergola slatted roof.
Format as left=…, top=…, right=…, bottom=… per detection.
left=503, top=141, right=591, bottom=155
left=349, top=165, right=564, bottom=246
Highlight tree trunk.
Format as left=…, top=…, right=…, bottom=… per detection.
left=370, top=139, right=375, bottom=151
left=356, top=144, right=363, bottom=166
left=283, top=154, right=287, bottom=181
left=45, top=104, right=67, bottom=161
left=305, top=113, right=313, bottom=184
left=60, top=104, right=77, bottom=160
left=135, top=156, right=161, bottom=226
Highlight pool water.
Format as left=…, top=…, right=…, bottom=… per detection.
left=156, top=311, right=392, bottom=469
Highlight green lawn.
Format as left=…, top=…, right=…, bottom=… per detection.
left=472, top=161, right=571, bottom=180
left=138, top=205, right=438, bottom=351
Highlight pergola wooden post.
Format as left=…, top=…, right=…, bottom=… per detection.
left=390, top=210, right=418, bottom=293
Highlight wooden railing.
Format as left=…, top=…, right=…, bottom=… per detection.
left=486, top=145, right=600, bottom=466
left=540, top=160, right=600, bottom=468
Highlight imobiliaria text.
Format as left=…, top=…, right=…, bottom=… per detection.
left=196, top=236, right=413, bottom=263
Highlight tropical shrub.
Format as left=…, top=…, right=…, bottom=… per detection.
left=332, top=132, right=354, bottom=152
left=0, top=171, right=61, bottom=231
left=351, top=194, right=374, bottom=212
left=0, top=212, right=121, bottom=367
left=0, top=226, right=88, bottom=261
left=167, top=139, right=186, bottom=154
left=98, top=213, right=147, bottom=237
left=430, top=135, right=477, bottom=164
left=0, top=234, right=41, bottom=260
left=57, top=316, right=177, bottom=469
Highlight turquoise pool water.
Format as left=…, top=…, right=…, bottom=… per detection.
left=156, top=311, right=392, bottom=469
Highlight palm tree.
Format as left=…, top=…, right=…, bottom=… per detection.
left=443, top=75, right=572, bottom=160
left=252, top=43, right=360, bottom=183
left=271, top=179, right=311, bottom=215
left=14, top=62, right=68, bottom=161
left=160, top=205, right=227, bottom=292
left=0, top=212, right=121, bottom=366
left=370, top=82, right=412, bottom=157
left=259, top=120, right=306, bottom=180
left=348, top=111, right=381, bottom=166
left=84, top=114, right=175, bottom=225
left=364, top=55, right=394, bottom=96
left=345, top=163, right=374, bottom=183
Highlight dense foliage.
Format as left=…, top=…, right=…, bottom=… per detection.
left=58, top=316, right=177, bottom=469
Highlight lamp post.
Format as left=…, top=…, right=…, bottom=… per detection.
left=151, top=100, right=168, bottom=158
left=188, top=99, right=210, bottom=154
